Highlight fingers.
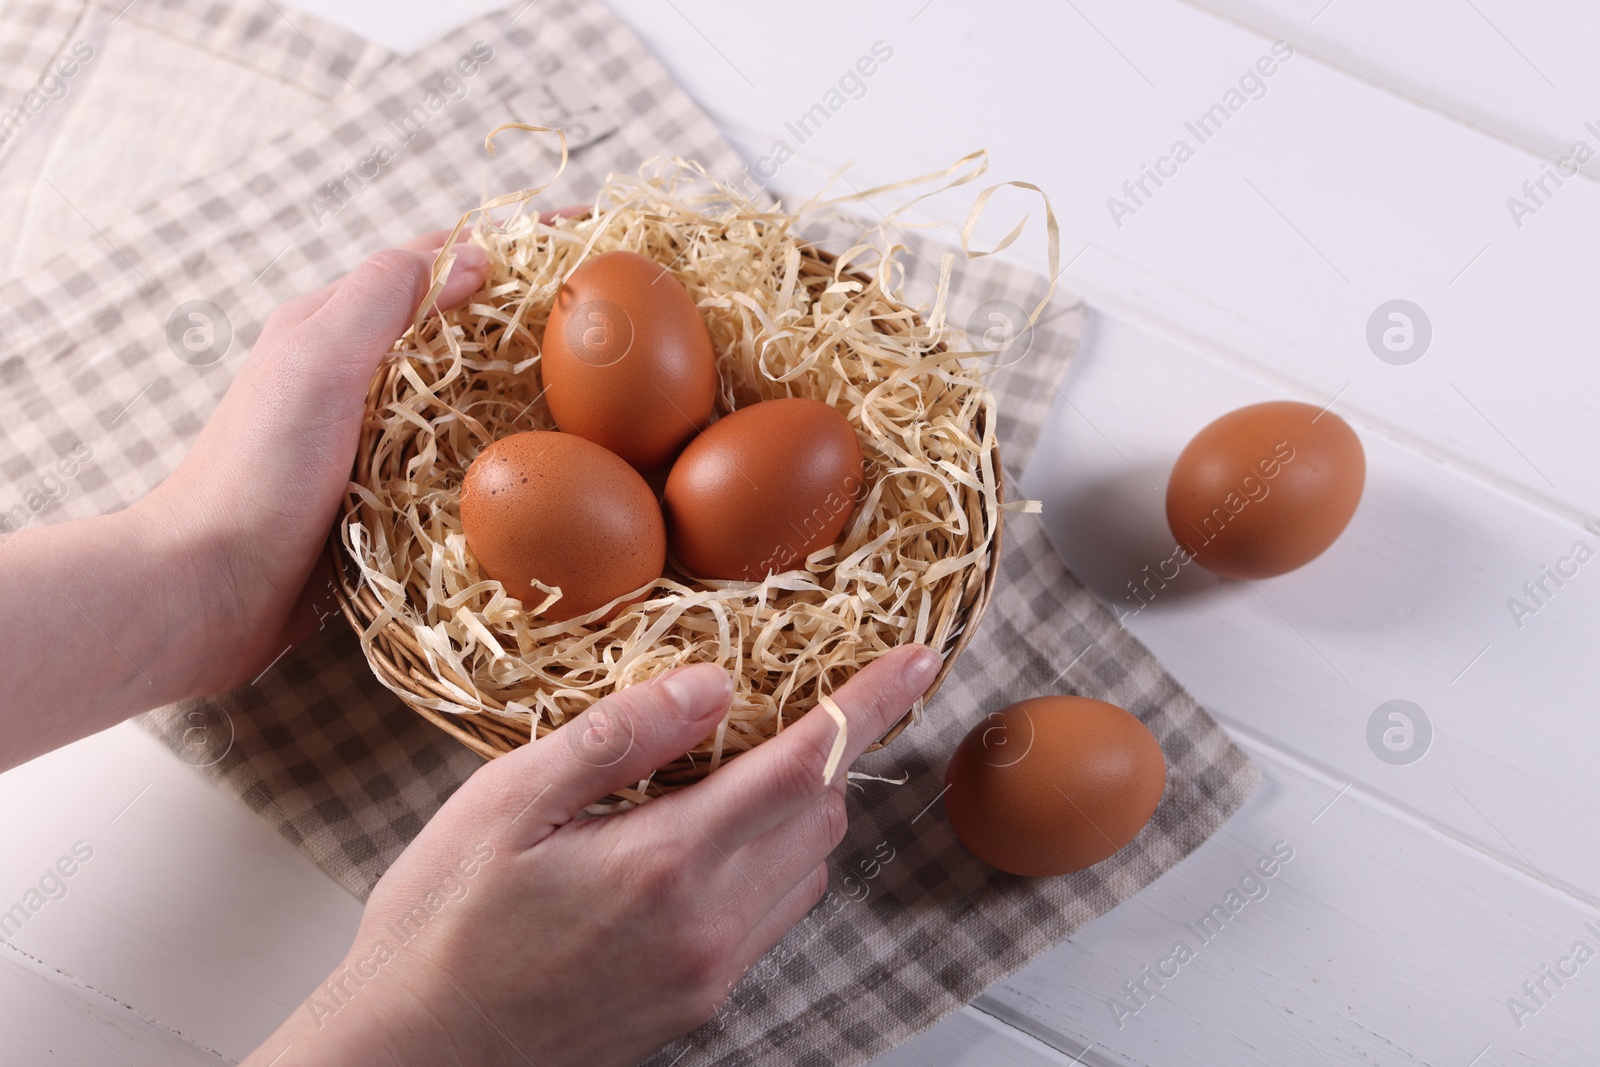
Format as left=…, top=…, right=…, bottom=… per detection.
left=480, top=663, right=733, bottom=851
left=252, top=283, right=341, bottom=356
left=721, top=861, right=829, bottom=996
left=415, top=242, right=490, bottom=314
left=664, top=644, right=941, bottom=855
left=273, top=545, right=341, bottom=649
left=229, top=546, right=339, bottom=685
left=251, top=229, right=484, bottom=359
left=251, top=216, right=576, bottom=356
left=249, top=244, right=482, bottom=434
left=540, top=204, right=590, bottom=222
left=693, top=784, right=845, bottom=935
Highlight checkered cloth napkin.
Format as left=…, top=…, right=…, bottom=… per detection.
left=0, top=2, right=1258, bottom=1063
left=0, top=0, right=396, bottom=279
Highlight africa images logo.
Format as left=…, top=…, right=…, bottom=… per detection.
left=1106, top=41, right=1295, bottom=229
left=0, top=841, right=95, bottom=942
left=0, top=40, right=94, bottom=148
left=565, top=298, right=633, bottom=368
left=1105, top=841, right=1296, bottom=1028
left=305, top=42, right=495, bottom=229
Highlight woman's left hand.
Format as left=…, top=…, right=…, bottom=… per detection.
left=136, top=229, right=489, bottom=696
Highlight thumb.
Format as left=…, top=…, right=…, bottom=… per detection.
left=254, top=244, right=487, bottom=439
left=158, top=243, right=488, bottom=632
left=475, top=664, right=734, bottom=851
left=189, top=244, right=489, bottom=547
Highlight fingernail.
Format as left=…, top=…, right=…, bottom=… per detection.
left=450, top=243, right=488, bottom=271
left=661, top=664, right=733, bottom=722
left=903, top=645, right=941, bottom=691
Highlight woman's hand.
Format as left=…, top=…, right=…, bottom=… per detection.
left=135, top=229, right=491, bottom=698
left=0, top=228, right=499, bottom=768
left=243, top=643, right=942, bottom=1067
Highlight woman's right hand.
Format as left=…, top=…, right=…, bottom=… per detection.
left=244, top=642, right=941, bottom=1067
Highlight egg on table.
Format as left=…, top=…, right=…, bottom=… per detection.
left=943, top=696, right=1167, bottom=877
left=663, top=397, right=866, bottom=582
left=459, top=431, right=666, bottom=622
left=541, top=249, right=718, bottom=472
left=1165, top=400, right=1365, bottom=579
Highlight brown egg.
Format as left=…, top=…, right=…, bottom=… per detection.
left=459, top=431, right=665, bottom=622
left=944, top=696, right=1166, bottom=877
left=663, top=397, right=865, bottom=582
left=1165, top=400, right=1365, bottom=579
left=541, top=249, right=717, bottom=472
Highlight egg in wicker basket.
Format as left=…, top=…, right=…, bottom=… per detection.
left=330, top=159, right=1008, bottom=806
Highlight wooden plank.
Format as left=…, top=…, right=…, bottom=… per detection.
left=1189, top=0, right=1599, bottom=165
left=0, top=723, right=361, bottom=1059
left=981, top=733, right=1600, bottom=1066
left=868, top=1004, right=1090, bottom=1066
left=0, top=942, right=224, bottom=1065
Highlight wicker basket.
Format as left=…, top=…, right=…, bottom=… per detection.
left=330, top=226, right=1004, bottom=802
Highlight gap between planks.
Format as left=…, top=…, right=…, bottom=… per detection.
left=1176, top=0, right=1600, bottom=189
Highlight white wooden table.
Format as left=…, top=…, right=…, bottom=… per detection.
left=4, top=1, right=1597, bottom=1063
